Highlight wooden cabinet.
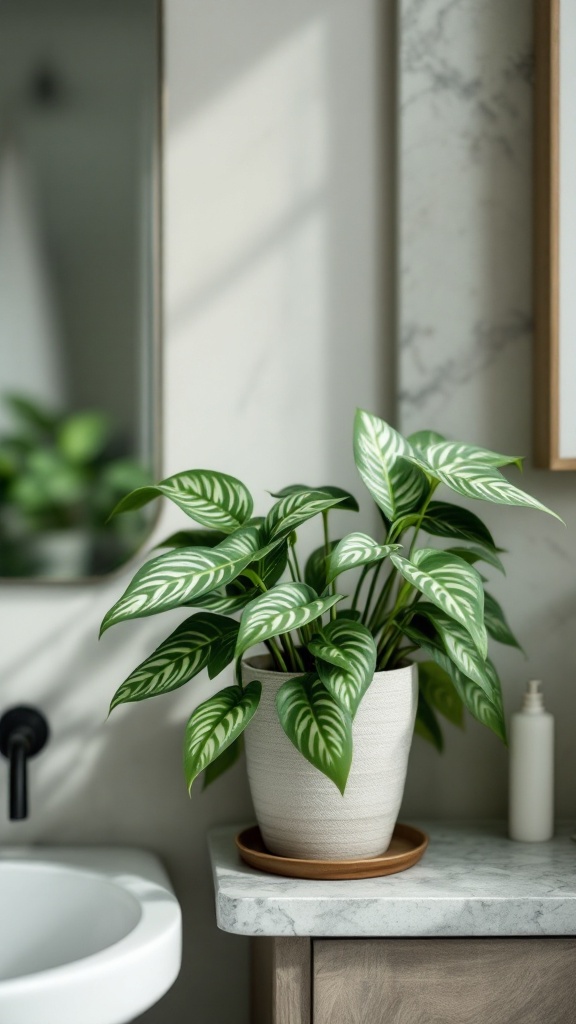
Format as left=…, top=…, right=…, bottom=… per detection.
left=252, top=936, right=576, bottom=1024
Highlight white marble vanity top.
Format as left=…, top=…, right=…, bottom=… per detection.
left=208, top=822, right=576, bottom=937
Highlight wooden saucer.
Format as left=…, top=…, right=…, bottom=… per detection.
left=235, top=823, right=428, bottom=880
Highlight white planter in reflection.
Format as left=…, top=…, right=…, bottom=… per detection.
left=242, top=656, right=418, bottom=860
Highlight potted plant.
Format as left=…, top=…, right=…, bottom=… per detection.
left=100, top=409, right=559, bottom=860
left=0, top=394, right=151, bottom=577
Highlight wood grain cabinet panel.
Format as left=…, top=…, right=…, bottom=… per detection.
left=313, top=938, right=576, bottom=1024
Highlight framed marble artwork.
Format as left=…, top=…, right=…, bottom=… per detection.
left=534, top=0, right=576, bottom=468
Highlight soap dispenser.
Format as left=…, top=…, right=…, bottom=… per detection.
left=508, top=680, right=554, bottom=842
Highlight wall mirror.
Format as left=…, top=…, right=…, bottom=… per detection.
left=534, top=0, right=575, bottom=468
left=0, top=0, right=161, bottom=580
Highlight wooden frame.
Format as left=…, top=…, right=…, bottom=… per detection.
left=534, top=0, right=576, bottom=467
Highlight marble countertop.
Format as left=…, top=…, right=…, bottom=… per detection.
left=208, top=822, right=576, bottom=938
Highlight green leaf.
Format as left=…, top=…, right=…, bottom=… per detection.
left=304, top=541, right=339, bottom=595
left=325, top=533, right=400, bottom=585
left=421, top=501, right=497, bottom=549
left=57, top=411, right=110, bottom=464
left=308, top=620, right=376, bottom=717
left=108, top=613, right=236, bottom=710
left=414, top=690, right=444, bottom=751
left=418, top=660, right=464, bottom=727
left=184, top=682, right=261, bottom=791
left=390, top=548, right=487, bottom=658
left=234, top=583, right=342, bottom=660
left=185, top=590, right=255, bottom=614
left=445, top=545, right=505, bottom=574
left=207, top=620, right=240, bottom=679
left=202, top=735, right=243, bottom=788
left=484, top=592, right=523, bottom=651
left=408, top=429, right=447, bottom=449
left=100, top=526, right=261, bottom=633
left=263, top=490, right=347, bottom=547
left=276, top=674, right=352, bottom=793
left=412, top=604, right=492, bottom=693
left=155, top=529, right=227, bottom=549
left=420, top=439, right=524, bottom=472
left=109, top=469, right=254, bottom=532
left=403, top=621, right=506, bottom=743
left=270, top=484, right=359, bottom=512
left=353, top=408, right=429, bottom=521
left=410, top=451, right=560, bottom=521
left=231, top=540, right=289, bottom=594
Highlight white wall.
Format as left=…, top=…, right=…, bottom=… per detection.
left=0, top=2, right=394, bottom=1021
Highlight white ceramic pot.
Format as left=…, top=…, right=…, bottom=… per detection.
left=242, top=656, right=418, bottom=860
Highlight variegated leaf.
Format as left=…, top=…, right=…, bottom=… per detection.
left=325, top=532, right=400, bottom=584
left=109, top=613, right=235, bottom=710
left=110, top=469, right=254, bottom=532
left=207, top=620, right=240, bottom=678
left=184, top=590, right=254, bottom=614
left=304, top=541, right=339, bottom=595
left=390, top=548, right=487, bottom=657
left=184, top=682, right=261, bottom=791
left=229, top=540, right=289, bottom=595
left=417, top=458, right=560, bottom=521
left=408, top=429, right=446, bottom=449
left=421, top=501, right=497, bottom=549
left=484, top=592, right=523, bottom=650
left=412, top=604, right=491, bottom=692
left=155, top=529, right=227, bottom=550
left=423, top=440, right=524, bottom=472
left=308, top=620, right=376, bottom=717
left=276, top=674, right=352, bottom=793
left=235, top=583, right=342, bottom=660
left=271, top=484, right=359, bottom=512
left=202, top=735, right=243, bottom=788
left=418, top=660, right=464, bottom=727
left=353, top=409, right=429, bottom=521
left=403, top=622, right=506, bottom=743
left=264, top=490, right=346, bottom=546
left=100, top=526, right=261, bottom=633
left=445, top=545, right=505, bottom=574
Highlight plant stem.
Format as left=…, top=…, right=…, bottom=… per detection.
left=268, top=637, right=288, bottom=672
left=282, top=630, right=304, bottom=672
left=361, top=560, right=383, bottom=625
left=407, top=481, right=439, bottom=560
left=291, top=543, right=303, bottom=584
left=351, top=564, right=371, bottom=612
left=368, top=564, right=398, bottom=633
left=322, top=511, right=337, bottom=621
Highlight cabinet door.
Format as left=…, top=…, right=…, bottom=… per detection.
left=313, top=938, right=576, bottom=1024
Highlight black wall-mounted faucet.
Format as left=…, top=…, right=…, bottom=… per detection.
left=0, top=706, right=49, bottom=820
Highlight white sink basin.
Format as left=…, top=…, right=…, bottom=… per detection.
left=0, top=847, right=182, bottom=1024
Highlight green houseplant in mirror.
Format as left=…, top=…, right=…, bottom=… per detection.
left=0, top=394, right=151, bottom=578
left=100, top=409, right=559, bottom=860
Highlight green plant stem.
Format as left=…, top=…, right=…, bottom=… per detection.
left=268, top=637, right=288, bottom=672
left=291, top=543, right=304, bottom=584
left=322, top=511, right=337, bottom=621
left=287, top=551, right=299, bottom=583
left=351, top=564, right=371, bottom=612
left=407, top=480, right=439, bottom=560
left=282, top=630, right=304, bottom=672
left=361, top=560, right=384, bottom=625
left=368, top=564, right=398, bottom=633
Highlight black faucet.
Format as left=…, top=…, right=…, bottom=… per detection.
left=0, top=706, right=49, bottom=820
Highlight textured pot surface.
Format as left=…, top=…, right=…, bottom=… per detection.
left=242, top=657, right=418, bottom=860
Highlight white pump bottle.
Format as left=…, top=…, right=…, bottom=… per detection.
left=508, top=680, right=554, bottom=842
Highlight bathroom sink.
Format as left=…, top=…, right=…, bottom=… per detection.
left=0, top=847, right=182, bottom=1024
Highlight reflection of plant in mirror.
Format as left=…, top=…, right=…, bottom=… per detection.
left=0, top=394, right=151, bottom=575
left=101, top=409, right=561, bottom=795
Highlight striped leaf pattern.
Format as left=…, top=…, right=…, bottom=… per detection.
left=415, top=457, right=560, bottom=520
left=271, top=484, right=359, bottom=512
left=109, top=613, right=236, bottom=710
left=235, top=583, right=342, bottom=659
left=155, top=529, right=227, bottom=550
left=418, top=660, right=464, bottom=727
left=353, top=409, right=429, bottom=521
left=100, top=526, right=261, bottom=633
left=304, top=541, right=339, bottom=596
left=413, top=604, right=491, bottom=692
left=184, top=682, right=261, bottom=791
left=408, top=429, right=446, bottom=449
left=423, top=440, right=524, bottom=472
left=264, top=490, right=346, bottom=545
left=307, top=620, right=377, bottom=717
left=276, top=674, right=353, bottom=793
left=484, top=592, right=523, bottom=650
left=325, top=533, right=400, bottom=584
left=390, top=548, right=487, bottom=657
left=403, top=623, right=506, bottom=743
left=421, top=501, right=497, bottom=549
left=202, top=736, right=243, bottom=789
left=184, top=590, right=254, bottom=614
left=207, top=620, right=241, bottom=679
left=110, top=469, right=254, bottom=532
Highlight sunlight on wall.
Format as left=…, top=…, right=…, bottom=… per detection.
left=165, top=20, right=329, bottom=489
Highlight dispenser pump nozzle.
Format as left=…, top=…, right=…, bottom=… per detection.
left=522, top=679, right=545, bottom=712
